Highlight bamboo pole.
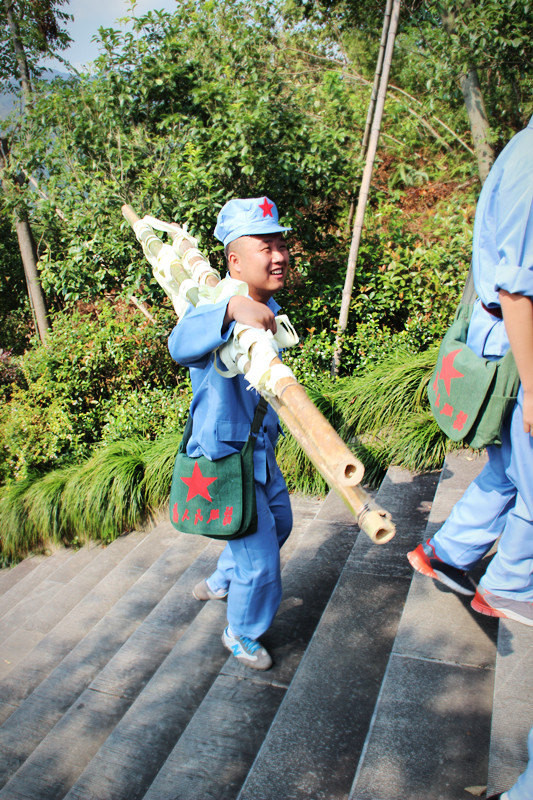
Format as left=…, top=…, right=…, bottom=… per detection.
left=332, top=0, right=401, bottom=376
left=346, top=0, right=393, bottom=233
left=122, top=204, right=395, bottom=544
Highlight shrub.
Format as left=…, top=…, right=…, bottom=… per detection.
left=0, top=299, right=188, bottom=482
left=100, top=386, right=191, bottom=445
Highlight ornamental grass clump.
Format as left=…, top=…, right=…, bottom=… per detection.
left=142, top=430, right=183, bottom=512
left=0, top=477, right=39, bottom=565
left=277, top=346, right=453, bottom=491
left=24, top=466, right=78, bottom=544
left=328, top=346, right=453, bottom=476
left=0, top=347, right=453, bottom=564
left=0, top=438, right=153, bottom=564
left=61, top=439, right=150, bottom=542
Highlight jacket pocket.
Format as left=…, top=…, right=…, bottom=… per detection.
left=215, top=420, right=250, bottom=447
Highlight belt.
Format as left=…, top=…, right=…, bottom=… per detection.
left=481, top=302, right=503, bottom=319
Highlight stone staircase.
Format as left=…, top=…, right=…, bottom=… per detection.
left=0, top=454, right=530, bottom=800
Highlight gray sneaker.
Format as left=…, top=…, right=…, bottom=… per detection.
left=192, top=579, right=228, bottom=601
left=471, top=588, right=533, bottom=627
left=222, top=626, right=272, bottom=670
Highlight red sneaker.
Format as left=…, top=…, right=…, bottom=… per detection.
left=471, top=587, right=533, bottom=626
left=407, top=540, right=476, bottom=596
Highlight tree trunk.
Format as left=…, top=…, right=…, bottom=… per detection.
left=346, top=0, right=393, bottom=233
left=332, top=0, right=401, bottom=376
left=441, top=8, right=494, bottom=184
left=3, top=0, right=32, bottom=106
left=361, top=0, right=393, bottom=157
left=15, top=216, right=50, bottom=342
left=2, top=0, right=50, bottom=343
left=459, top=66, right=494, bottom=184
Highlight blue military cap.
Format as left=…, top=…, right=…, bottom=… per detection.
left=214, top=196, right=291, bottom=247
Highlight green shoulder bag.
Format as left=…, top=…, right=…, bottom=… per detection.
left=169, top=397, right=268, bottom=540
left=428, top=303, right=520, bottom=449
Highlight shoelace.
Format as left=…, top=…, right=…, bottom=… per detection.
left=239, top=636, right=260, bottom=654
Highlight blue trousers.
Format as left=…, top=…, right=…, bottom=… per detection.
left=208, top=462, right=292, bottom=639
left=431, top=390, right=533, bottom=601
left=508, top=726, right=533, bottom=800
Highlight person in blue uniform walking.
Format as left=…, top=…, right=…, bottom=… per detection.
left=408, top=117, right=533, bottom=627
left=168, top=196, right=293, bottom=669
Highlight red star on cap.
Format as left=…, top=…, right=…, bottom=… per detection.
left=259, top=197, right=274, bottom=217
left=180, top=462, right=217, bottom=503
left=439, top=349, right=464, bottom=395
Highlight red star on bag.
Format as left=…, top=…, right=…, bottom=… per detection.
left=259, top=197, right=274, bottom=217
left=439, top=349, right=464, bottom=395
left=180, top=462, right=218, bottom=503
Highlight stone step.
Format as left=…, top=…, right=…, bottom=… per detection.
left=0, top=524, right=204, bottom=722
left=0, top=545, right=80, bottom=616
left=141, top=491, right=361, bottom=800
left=0, top=531, right=212, bottom=792
left=0, top=531, right=149, bottom=680
left=0, top=555, right=40, bottom=593
left=349, top=449, right=498, bottom=800
left=0, top=493, right=322, bottom=800
left=0, top=542, right=105, bottom=644
left=486, top=621, right=533, bottom=796
left=235, top=465, right=439, bottom=800
left=0, top=551, right=56, bottom=595
left=56, top=494, right=351, bottom=800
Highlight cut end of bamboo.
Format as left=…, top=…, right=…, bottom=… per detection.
left=337, top=460, right=365, bottom=486
left=358, top=508, right=395, bottom=544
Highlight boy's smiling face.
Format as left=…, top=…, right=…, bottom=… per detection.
left=227, top=233, right=289, bottom=303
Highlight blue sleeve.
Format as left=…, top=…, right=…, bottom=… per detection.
left=494, top=152, right=533, bottom=298
left=168, top=300, right=235, bottom=368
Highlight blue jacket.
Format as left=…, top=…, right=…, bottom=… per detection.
left=168, top=291, right=282, bottom=485
left=467, top=116, right=533, bottom=360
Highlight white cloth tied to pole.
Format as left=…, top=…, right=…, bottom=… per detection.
left=215, top=318, right=298, bottom=396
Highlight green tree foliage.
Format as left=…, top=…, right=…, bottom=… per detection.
left=1, top=0, right=530, bottom=530
left=0, top=0, right=72, bottom=93
left=289, top=0, right=533, bottom=142
left=1, top=0, right=74, bottom=347
left=5, top=0, right=482, bottom=342
left=8, top=0, right=358, bottom=305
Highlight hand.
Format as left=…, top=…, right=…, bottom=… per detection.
left=224, top=295, right=277, bottom=333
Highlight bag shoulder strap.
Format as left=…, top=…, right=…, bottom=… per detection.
left=454, top=302, right=474, bottom=324
left=249, top=396, right=268, bottom=438
left=178, top=413, right=194, bottom=454
left=179, top=395, right=269, bottom=455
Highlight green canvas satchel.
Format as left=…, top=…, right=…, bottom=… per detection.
left=428, top=303, right=520, bottom=449
left=169, top=397, right=268, bottom=540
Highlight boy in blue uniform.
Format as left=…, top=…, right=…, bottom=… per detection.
left=168, top=196, right=293, bottom=669
left=408, top=117, right=533, bottom=627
